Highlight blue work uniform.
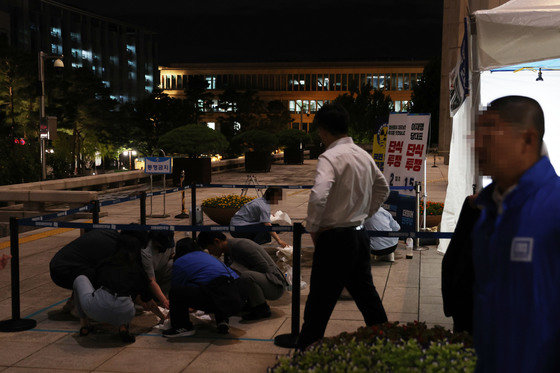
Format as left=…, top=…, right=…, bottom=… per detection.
left=472, top=156, right=560, bottom=372
left=230, top=197, right=271, bottom=226
left=172, top=251, right=238, bottom=287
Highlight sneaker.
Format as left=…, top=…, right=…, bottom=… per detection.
left=162, top=326, right=196, bottom=338
left=242, top=303, right=271, bottom=321
left=216, top=320, right=229, bottom=334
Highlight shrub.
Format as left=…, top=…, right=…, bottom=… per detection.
left=277, top=129, right=311, bottom=150
left=202, top=194, right=255, bottom=209
left=270, top=322, right=475, bottom=372
left=231, top=129, right=278, bottom=153
left=158, top=124, right=228, bottom=158
left=420, top=201, right=444, bottom=216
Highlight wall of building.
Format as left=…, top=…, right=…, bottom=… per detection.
left=439, top=0, right=509, bottom=162
left=2, top=0, right=157, bottom=102
left=160, top=62, right=425, bottom=132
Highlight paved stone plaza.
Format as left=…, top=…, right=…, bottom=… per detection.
left=0, top=157, right=450, bottom=372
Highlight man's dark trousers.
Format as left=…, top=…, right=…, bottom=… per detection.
left=296, top=227, right=388, bottom=350
left=169, top=285, right=226, bottom=329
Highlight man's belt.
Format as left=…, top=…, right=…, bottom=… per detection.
left=322, top=225, right=364, bottom=233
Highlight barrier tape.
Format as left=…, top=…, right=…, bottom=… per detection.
left=16, top=219, right=453, bottom=238
left=19, top=204, right=92, bottom=224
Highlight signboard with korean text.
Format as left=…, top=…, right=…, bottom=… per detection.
left=383, top=113, right=430, bottom=196
left=372, top=123, right=388, bottom=171
left=144, top=157, right=172, bottom=174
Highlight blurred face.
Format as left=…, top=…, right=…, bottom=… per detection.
left=270, top=191, right=283, bottom=205
left=475, top=111, right=524, bottom=184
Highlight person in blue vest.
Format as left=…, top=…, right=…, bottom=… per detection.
left=472, top=95, right=560, bottom=372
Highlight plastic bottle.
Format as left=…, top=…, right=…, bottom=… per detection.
left=406, top=238, right=413, bottom=259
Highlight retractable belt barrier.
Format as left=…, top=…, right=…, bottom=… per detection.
left=2, top=181, right=444, bottom=341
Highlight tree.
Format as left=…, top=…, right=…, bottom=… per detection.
left=334, top=84, right=392, bottom=143
left=158, top=124, right=228, bottom=158
left=410, top=56, right=441, bottom=147
left=48, top=68, right=119, bottom=174
left=183, top=75, right=214, bottom=124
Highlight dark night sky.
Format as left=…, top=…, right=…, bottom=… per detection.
left=58, top=0, right=443, bottom=65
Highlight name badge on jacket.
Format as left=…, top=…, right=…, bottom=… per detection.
left=510, top=237, right=533, bottom=262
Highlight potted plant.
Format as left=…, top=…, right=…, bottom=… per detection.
left=278, top=129, right=311, bottom=165
left=231, top=129, right=278, bottom=172
left=159, top=124, right=228, bottom=185
left=420, top=201, right=444, bottom=227
left=201, top=194, right=256, bottom=225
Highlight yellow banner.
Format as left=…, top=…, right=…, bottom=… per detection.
left=372, top=124, right=388, bottom=171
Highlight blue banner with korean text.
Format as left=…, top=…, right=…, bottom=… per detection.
left=144, top=157, right=172, bottom=174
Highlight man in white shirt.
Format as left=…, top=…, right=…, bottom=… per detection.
left=296, top=103, right=390, bottom=350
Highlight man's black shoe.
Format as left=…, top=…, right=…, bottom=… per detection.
left=162, top=326, right=196, bottom=338
left=242, top=303, right=272, bottom=321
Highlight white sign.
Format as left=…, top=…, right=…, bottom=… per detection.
left=144, top=157, right=172, bottom=174
left=383, top=113, right=430, bottom=196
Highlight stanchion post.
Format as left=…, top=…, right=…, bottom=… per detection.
left=191, top=183, right=197, bottom=239
left=175, top=170, right=189, bottom=219
left=0, top=217, right=37, bottom=332
left=414, top=182, right=420, bottom=250
left=140, top=191, right=147, bottom=226
left=274, top=222, right=303, bottom=348
left=92, top=200, right=100, bottom=224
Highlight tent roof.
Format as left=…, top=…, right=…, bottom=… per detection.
left=474, top=0, right=560, bottom=70
left=490, top=58, right=560, bottom=71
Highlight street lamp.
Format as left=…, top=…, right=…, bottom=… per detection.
left=38, top=51, right=64, bottom=180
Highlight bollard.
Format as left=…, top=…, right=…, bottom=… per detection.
left=175, top=170, right=189, bottom=219
left=140, top=191, right=147, bottom=226
left=0, top=217, right=37, bottom=332
left=92, top=200, right=100, bottom=224
left=191, top=183, right=197, bottom=239
left=274, top=222, right=303, bottom=348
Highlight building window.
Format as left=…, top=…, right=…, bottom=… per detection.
left=206, top=76, right=216, bottom=90
left=207, top=122, right=216, bottom=130
left=171, top=75, right=176, bottom=89
left=82, top=50, right=92, bottom=62
left=295, top=100, right=302, bottom=113
left=110, top=56, right=118, bottom=65
left=401, top=100, right=409, bottom=112
left=145, top=86, right=154, bottom=93
left=71, top=62, right=82, bottom=68
left=50, top=27, right=62, bottom=38
left=397, top=74, right=404, bottom=90
left=289, top=101, right=296, bottom=113
left=128, top=72, right=137, bottom=80
left=126, top=44, right=136, bottom=54
left=394, top=101, right=401, bottom=112
left=71, top=48, right=81, bottom=59
left=102, top=81, right=110, bottom=88
left=70, top=32, right=81, bottom=43
left=403, top=74, right=410, bottom=90
left=51, top=44, right=62, bottom=54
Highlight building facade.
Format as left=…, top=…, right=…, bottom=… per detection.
left=160, top=61, right=425, bottom=132
left=0, top=0, right=158, bottom=102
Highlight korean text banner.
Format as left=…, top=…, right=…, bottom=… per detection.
left=382, top=113, right=430, bottom=196
left=144, top=157, right=172, bottom=174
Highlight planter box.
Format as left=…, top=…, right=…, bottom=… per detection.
left=172, top=157, right=212, bottom=186
left=422, top=214, right=442, bottom=228
left=244, top=151, right=272, bottom=173
left=284, top=148, right=304, bottom=164
left=202, top=206, right=239, bottom=225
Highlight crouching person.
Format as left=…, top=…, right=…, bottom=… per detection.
left=364, top=207, right=400, bottom=262
left=73, top=231, right=163, bottom=343
left=163, top=237, right=254, bottom=337
left=197, top=232, right=287, bottom=320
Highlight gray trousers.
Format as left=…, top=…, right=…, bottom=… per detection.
left=73, top=275, right=135, bottom=326
left=240, top=270, right=284, bottom=306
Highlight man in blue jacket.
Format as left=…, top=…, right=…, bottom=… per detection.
left=472, top=95, right=560, bottom=372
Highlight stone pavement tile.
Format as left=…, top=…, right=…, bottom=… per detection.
left=420, top=277, right=441, bottom=291
left=15, top=343, right=123, bottom=371
left=96, top=348, right=199, bottom=373
left=330, top=309, right=364, bottom=321
left=131, top=334, right=211, bottom=352
left=419, top=303, right=451, bottom=325
left=382, top=287, right=418, bottom=314
left=205, top=339, right=290, bottom=355
left=0, top=330, right=66, bottom=344
left=272, top=318, right=365, bottom=339
left=386, top=312, right=418, bottom=323
left=386, top=265, right=420, bottom=288
left=182, top=351, right=278, bottom=373
left=0, top=343, right=48, bottom=366
left=228, top=314, right=288, bottom=340
left=3, top=368, right=87, bottom=373
left=420, top=295, right=444, bottom=305
left=420, top=262, right=441, bottom=278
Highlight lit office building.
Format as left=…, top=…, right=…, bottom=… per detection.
left=0, top=0, right=157, bottom=102
left=160, top=61, right=425, bottom=131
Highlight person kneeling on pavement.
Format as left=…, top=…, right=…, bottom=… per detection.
left=198, top=232, right=288, bottom=320
left=141, top=230, right=175, bottom=309
left=163, top=237, right=262, bottom=337
left=364, top=207, right=400, bottom=262
left=73, top=231, right=164, bottom=343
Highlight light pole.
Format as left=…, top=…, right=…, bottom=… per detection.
left=38, top=51, right=64, bottom=180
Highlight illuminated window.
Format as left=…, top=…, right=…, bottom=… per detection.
left=206, top=76, right=216, bottom=90
left=296, top=100, right=302, bottom=113
left=394, top=101, right=401, bottom=112
left=50, top=27, right=61, bottom=38
left=397, top=74, right=404, bottom=90
left=70, top=32, right=81, bottom=42
left=71, top=48, right=81, bottom=59
left=71, top=62, right=82, bottom=68
left=324, top=76, right=330, bottom=91
left=126, top=44, right=136, bottom=54
left=177, top=75, right=182, bottom=89
left=171, top=75, right=176, bottom=89
left=310, top=100, right=317, bottom=113
left=335, top=74, right=341, bottom=91
left=82, top=50, right=92, bottom=61
left=378, top=75, right=385, bottom=89
left=102, top=81, right=110, bottom=88
left=317, top=100, right=324, bottom=109
left=401, top=100, right=409, bottom=112
left=403, top=74, right=410, bottom=90
left=51, top=44, right=62, bottom=54
left=303, top=100, right=309, bottom=113
left=207, top=122, right=216, bottom=130
left=289, top=101, right=296, bottom=113
left=145, top=86, right=153, bottom=93
left=128, top=72, right=136, bottom=80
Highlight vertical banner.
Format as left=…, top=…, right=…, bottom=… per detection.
left=372, top=123, right=388, bottom=171
left=383, top=113, right=430, bottom=196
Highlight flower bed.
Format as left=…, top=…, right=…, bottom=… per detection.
left=420, top=201, right=444, bottom=215
left=201, top=195, right=255, bottom=209
left=270, top=322, right=475, bottom=372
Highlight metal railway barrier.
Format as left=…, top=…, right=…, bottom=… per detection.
left=1, top=182, right=450, bottom=349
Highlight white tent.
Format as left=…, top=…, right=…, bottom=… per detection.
left=438, top=0, right=560, bottom=253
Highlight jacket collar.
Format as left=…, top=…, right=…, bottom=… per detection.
left=477, top=156, right=557, bottom=213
